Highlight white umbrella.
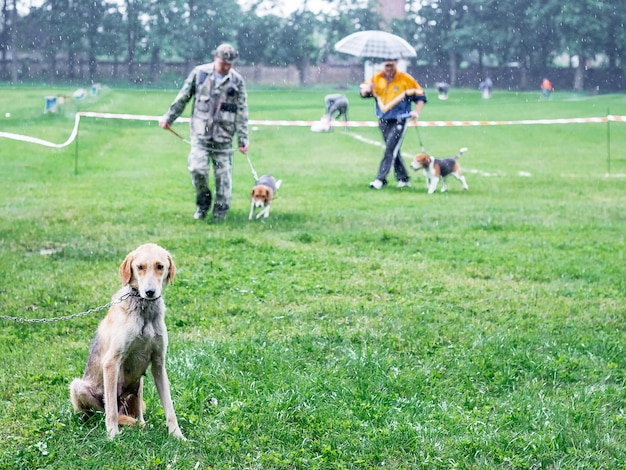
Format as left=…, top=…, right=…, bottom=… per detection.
left=334, top=30, right=417, bottom=60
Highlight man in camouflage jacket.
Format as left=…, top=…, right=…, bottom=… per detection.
left=160, top=43, right=249, bottom=222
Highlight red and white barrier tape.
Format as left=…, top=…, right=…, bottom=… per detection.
left=0, top=113, right=82, bottom=148
left=1, top=111, right=624, bottom=148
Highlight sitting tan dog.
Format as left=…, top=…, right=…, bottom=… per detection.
left=70, top=243, right=185, bottom=440
left=410, top=147, right=469, bottom=194
left=249, top=174, right=282, bottom=220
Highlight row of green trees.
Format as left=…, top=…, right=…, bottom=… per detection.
left=410, top=0, right=625, bottom=91
left=0, top=0, right=624, bottom=90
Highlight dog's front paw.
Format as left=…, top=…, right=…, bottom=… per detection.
left=170, top=427, right=187, bottom=441
left=107, top=426, right=120, bottom=440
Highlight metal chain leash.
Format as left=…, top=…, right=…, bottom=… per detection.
left=0, top=292, right=134, bottom=324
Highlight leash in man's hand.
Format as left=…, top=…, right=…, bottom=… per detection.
left=413, top=123, right=426, bottom=153
left=164, top=125, right=191, bottom=145
left=244, top=151, right=259, bottom=181
left=401, top=111, right=427, bottom=153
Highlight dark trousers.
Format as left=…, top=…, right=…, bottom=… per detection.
left=376, top=118, right=409, bottom=182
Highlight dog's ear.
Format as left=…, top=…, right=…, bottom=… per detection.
left=119, top=251, right=134, bottom=285
left=166, top=254, right=176, bottom=284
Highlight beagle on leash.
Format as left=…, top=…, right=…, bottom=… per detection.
left=410, top=147, right=469, bottom=194
left=249, top=174, right=282, bottom=220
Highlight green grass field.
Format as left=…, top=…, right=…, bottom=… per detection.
left=1, top=84, right=626, bottom=469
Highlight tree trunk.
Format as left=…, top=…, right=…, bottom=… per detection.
left=9, top=0, right=17, bottom=82
left=448, top=51, right=457, bottom=86
left=88, top=31, right=97, bottom=81
left=150, top=47, right=160, bottom=84
left=478, top=47, right=485, bottom=80
left=573, top=55, right=585, bottom=92
left=1, top=0, right=7, bottom=78
left=299, top=56, right=311, bottom=86
left=48, top=55, right=57, bottom=83
left=520, top=67, right=528, bottom=90
left=127, top=36, right=136, bottom=81
left=89, top=52, right=97, bottom=81
left=68, top=50, right=76, bottom=80
left=126, top=0, right=137, bottom=82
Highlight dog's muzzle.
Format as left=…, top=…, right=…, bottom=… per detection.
left=130, top=287, right=161, bottom=301
left=144, top=288, right=159, bottom=299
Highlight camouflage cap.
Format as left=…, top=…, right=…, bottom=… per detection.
left=213, top=44, right=239, bottom=64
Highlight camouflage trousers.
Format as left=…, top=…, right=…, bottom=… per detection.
left=188, top=140, right=233, bottom=221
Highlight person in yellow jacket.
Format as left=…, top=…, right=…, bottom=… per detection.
left=360, top=58, right=427, bottom=189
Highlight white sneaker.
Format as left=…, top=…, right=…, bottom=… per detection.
left=369, top=179, right=384, bottom=190
left=397, top=180, right=412, bottom=188
left=193, top=208, right=207, bottom=220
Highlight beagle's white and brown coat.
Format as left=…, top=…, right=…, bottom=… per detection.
left=249, top=174, right=282, bottom=220
left=410, top=147, right=469, bottom=194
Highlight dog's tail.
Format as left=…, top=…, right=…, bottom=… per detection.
left=275, top=179, right=282, bottom=190
left=454, top=147, right=468, bottom=159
